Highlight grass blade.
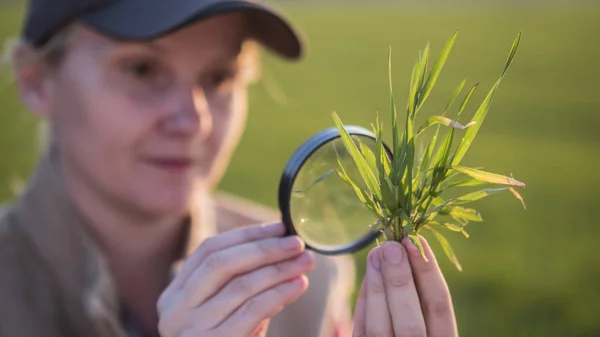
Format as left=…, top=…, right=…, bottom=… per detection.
left=452, top=32, right=521, bottom=166
left=503, top=31, right=522, bottom=77
left=426, top=226, right=463, bottom=271
left=404, top=115, right=415, bottom=214
left=293, top=169, right=334, bottom=195
left=416, top=116, right=476, bottom=137
left=335, top=166, right=383, bottom=219
left=409, top=234, right=429, bottom=262
left=407, top=53, right=421, bottom=117
left=451, top=187, right=510, bottom=205
left=419, top=46, right=429, bottom=93
left=389, top=47, right=401, bottom=167
left=332, top=112, right=382, bottom=200
left=456, top=82, right=479, bottom=121
left=358, top=137, right=379, bottom=178
left=418, top=78, right=467, bottom=183
left=431, top=126, right=455, bottom=188
left=509, top=187, right=527, bottom=209
left=374, top=113, right=384, bottom=179
left=438, top=175, right=488, bottom=193
left=450, top=165, right=526, bottom=187
left=429, top=221, right=470, bottom=238
left=418, top=187, right=509, bottom=225
left=445, top=79, right=468, bottom=116
left=447, top=206, right=483, bottom=224
left=417, top=30, right=459, bottom=111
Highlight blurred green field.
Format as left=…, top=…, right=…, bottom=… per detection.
left=2, top=2, right=599, bottom=337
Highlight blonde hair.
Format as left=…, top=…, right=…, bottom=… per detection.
left=2, top=23, right=76, bottom=74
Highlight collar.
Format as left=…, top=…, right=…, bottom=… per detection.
left=9, top=144, right=216, bottom=334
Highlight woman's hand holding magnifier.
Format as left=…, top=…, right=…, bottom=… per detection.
left=352, top=236, right=459, bottom=337
left=156, top=222, right=315, bottom=337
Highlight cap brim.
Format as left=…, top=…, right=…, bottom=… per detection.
left=79, top=0, right=304, bottom=60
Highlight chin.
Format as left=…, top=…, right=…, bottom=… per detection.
left=128, top=184, right=194, bottom=217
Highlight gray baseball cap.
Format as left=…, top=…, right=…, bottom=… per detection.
left=22, top=0, right=304, bottom=60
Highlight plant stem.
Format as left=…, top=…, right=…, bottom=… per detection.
left=415, top=192, right=435, bottom=231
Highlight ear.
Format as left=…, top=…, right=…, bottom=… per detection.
left=11, top=42, right=54, bottom=118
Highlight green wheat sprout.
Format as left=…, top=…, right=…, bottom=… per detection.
left=327, top=30, right=525, bottom=271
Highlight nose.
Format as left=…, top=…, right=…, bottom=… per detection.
left=161, top=86, right=213, bottom=141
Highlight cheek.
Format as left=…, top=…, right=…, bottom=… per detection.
left=210, top=90, right=248, bottom=152
left=51, top=68, right=156, bottom=191
left=200, top=89, right=248, bottom=183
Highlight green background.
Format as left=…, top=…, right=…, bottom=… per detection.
left=1, top=2, right=599, bottom=336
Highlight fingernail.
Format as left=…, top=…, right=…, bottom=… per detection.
left=382, top=242, right=403, bottom=264
left=290, top=275, right=308, bottom=288
left=298, top=251, right=315, bottom=264
left=369, top=247, right=381, bottom=269
left=281, top=236, right=303, bottom=250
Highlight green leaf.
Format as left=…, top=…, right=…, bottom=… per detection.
left=431, top=196, right=445, bottom=207
left=418, top=45, right=430, bottom=95
left=445, top=79, right=468, bottom=116
left=446, top=206, right=483, bottom=226
left=428, top=221, right=470, bottom=239
left=335, top=166, right=366, bottom=204
left=374, top=112, right=384, bottom=179
left=404, top=116, right=415, bottom=214
left=418, top=188, right=508, bottom=225
left=417, top=30, right=459, bottom=111
left=389, top=46, right=401, bottom=167
left=293, top=169, right=334, bottom=196
left=407, top=53, right=421, bottom=117
left=456, top=82, right=479, bottom=121
left=440, top=175, right=487, bottom=189
left=430, top=126, right=455, bottom=189
left=381, top=176, right=398, bottom=214
left=426, top=226, right=463, bottom=271
left=503, top=31, right=522, bottom=77
left=446, top=223, right=471, bottom=238
left=381, top=143, right=392, bottom=177
left=335, top=167, right=382, bottom=219
left=332, top=112, right=382, bottom=201
left=450, top=166, right=526, bottom=187
left=417, top=78, right=467, bottom=185
left=416, top=116, right=476, bottom=137
left=357, top=137, right=379, bottom=180
left=409, top=234, right=429, bottom=262
left=451, top=32, right=521, bottom=166
left=451, top=187, right=511, bottom=205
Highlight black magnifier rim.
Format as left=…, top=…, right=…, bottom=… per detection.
left=278, top=125, right=393, bottom=255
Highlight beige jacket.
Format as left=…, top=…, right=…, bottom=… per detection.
left=0, top=147, right=355, bottom=337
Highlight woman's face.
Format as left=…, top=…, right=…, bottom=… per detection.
left=19, top=12, right=254, bottom=216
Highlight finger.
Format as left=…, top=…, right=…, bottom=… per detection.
left=198, top=251, right=316, bottom=328
left=173, top=222, right=286, bottom=289
left=250, top=319, right=270, bottom=337
left=183, top=235, right=306, bottom=307
left=365, top=247, right=393, bottom=337
left=403, top=235, right=458, bottom=337
left=212, top=275, right=309, bottom=336
left=351, top=274, right=367, bottom=337
left=379, top=241, right=427, bottom=337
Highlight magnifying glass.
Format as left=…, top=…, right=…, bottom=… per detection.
left=278, top=125, right=393, bottom=255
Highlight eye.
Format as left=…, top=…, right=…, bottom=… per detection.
left=209, top=69, right=237, bottom=88
left=122, top=59, right=158, bottom=79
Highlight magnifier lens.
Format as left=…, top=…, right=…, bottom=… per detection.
left=289, top=135, right=380, bottom=252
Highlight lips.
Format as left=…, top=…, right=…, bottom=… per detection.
left=146, top=157, right=194, bottom=173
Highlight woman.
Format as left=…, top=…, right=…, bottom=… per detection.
left=0, top=0, right=459, bottom=336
